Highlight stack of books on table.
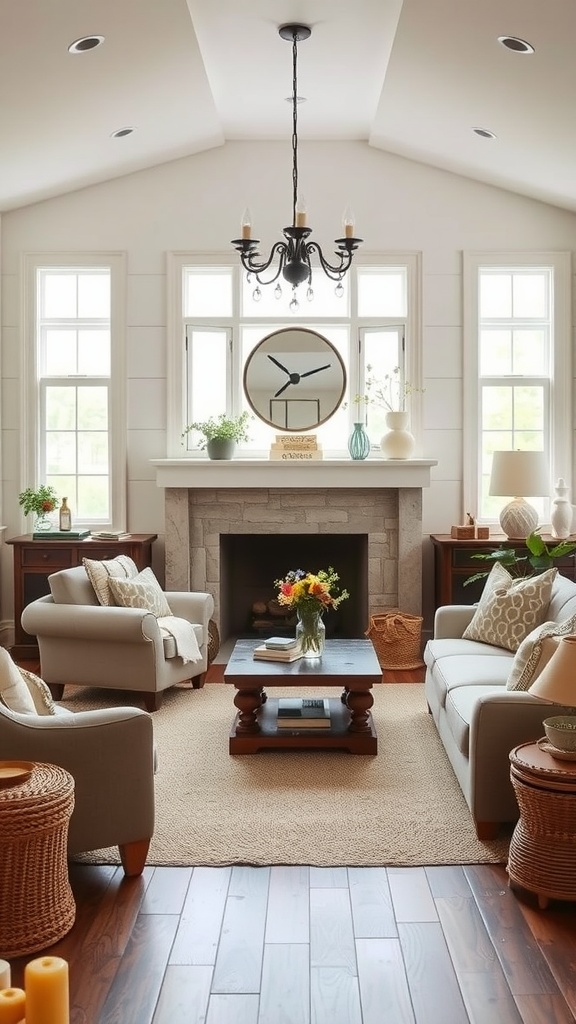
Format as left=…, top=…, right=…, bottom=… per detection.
left=253, top=637, right=303, bottom=663
left=33, top=529, right=91, bottom=540
left=277, top=698, right=331, bottom=729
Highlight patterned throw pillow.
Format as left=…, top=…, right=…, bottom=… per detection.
left=462, top=566, right=557, bottom=653
left=506, top=614, right=576, bottom=690
left=0, top=647, right=36, bottom=714
left=83, top=555, right=138, bottom=606
left=18, top=668, right=58, bottom=715
left=108, top=567, right=172, bottom=617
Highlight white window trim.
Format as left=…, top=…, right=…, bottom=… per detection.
left=21, top=251, right=127, bottom=529
left=166, top=251, right=422, bottom=458
left=462, top=250, right=572, bottom=525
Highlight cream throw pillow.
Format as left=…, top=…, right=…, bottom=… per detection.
left=0, top=647, right=36, bottom=713
left=506, top=614, right=576, bottom=690
left=18, top=668, right=58, bottom=715
left=83, top=555, right=138, bottom=606
left=108, top=567, right=172, bottom=617
left=462, top=565, right=557, bottom=652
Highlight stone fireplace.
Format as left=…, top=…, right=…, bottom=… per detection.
left=154, top=459, right=436, bottom=643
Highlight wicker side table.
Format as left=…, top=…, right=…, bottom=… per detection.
left=0, top=762, right=76, bottom=957
left=508, top=741, right=576, bottom=909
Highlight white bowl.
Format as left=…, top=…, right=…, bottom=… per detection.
left=543, top=716, right=576, bottom=752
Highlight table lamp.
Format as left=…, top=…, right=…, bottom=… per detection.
left=489, top=450, right=549, bottom=539
left=529, top=634, right=576, bottom=752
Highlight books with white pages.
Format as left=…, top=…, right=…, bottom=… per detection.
left=276, top=697, right=331, bottom=728
left=253, top=644, right=303, bottom=663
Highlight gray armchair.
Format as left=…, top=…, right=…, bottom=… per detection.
left=21, top=565, right=215, bottom=711
left=0, top=697, right=154, bottom=876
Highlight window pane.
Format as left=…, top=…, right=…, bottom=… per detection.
left=46, top=432, right=76, bottom=474
left=45, top=387, right=76, bottom=429
left=77, top=387, right=108, bottom=429
left=512, top=273, right=547, bottom=318
left=184, top=328, right=228, bottom=446
left=45, top=329, right=78, bottom=374
left=78, top=330, right=110, bottom=374
left=42, top=273, right=77, bottom=318
left=357, top=269, right=406, bottom=316
left=184, top=270, right=233, bottom=317
left=78, top=475, right=109, bottom=520
left=480, top=273, right=511, bottom=318
left=78, top=432, right=109, bottom=473
left=512, top=330, right=546, bottom=374
left=78, top=273, right=110, bottom=318
left=480, top=329, right=511, bottom=375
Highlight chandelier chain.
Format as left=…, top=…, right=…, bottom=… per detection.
left=291, top=31, right=299, bottom=228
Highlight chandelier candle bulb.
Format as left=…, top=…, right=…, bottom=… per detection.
left=0, top=988, right=25, bottom=1024
left=241, top=209, right=252, bottom=239
left=24, top=956, right=69, bottom=1024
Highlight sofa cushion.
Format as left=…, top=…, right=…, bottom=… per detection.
left=426, top=649, right=514, bottom=714
left=83, top=555, right=139, bottom=606
left=424, top=637, right=508, bottom=670
left=0, top=647, right=36, bottom=714
left=462, top=566, right=557, bottom=652
left=108, top=567, right=172, bottom=617
left=506, top=614, right=576, bottom=690
left=445, top=685, right=504, bottom=757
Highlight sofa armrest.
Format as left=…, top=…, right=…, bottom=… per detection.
left=165, top=591, right=215, bottom=629
left=22, top=598, right=161, bottom=644
left=434, top=604, right=476, bottom=639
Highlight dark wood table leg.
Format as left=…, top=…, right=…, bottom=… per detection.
left=345, top=688, right=374, bottom=733
left=233, top=687, right=265, bottom=733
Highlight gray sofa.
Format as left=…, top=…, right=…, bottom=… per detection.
left=424, top=572, right=576, bottom=839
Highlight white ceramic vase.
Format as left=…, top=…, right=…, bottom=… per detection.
left=550, top=478, right=573, bottom=539
left=380, top=411, right=415, bottom=460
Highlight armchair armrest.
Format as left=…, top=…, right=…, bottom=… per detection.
left=22, top=598, right=161, bottom=643
left=433, top=604, right=476, bottom=639
left=166, top=591, right=215, bottom=628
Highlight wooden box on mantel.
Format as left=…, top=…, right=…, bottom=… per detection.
left=450, top=524, right=490, bottom=540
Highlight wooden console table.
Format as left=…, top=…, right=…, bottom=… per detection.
left=430, top=533, right=576, bottom=610
left=7, top=533, right=157, bottom=659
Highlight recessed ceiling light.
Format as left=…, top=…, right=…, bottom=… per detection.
left=472, top=127, right=497, bottom=139
left=110, top=127, right=135, bottom=138
left=68, top=35, right=104, bottom=54
left=498, top=35, right=535, bottom=54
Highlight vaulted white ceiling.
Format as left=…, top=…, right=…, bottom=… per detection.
left=1, top=0, right=574, bottom=214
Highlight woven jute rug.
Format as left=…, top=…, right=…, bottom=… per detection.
left=63, top=682, right=510, bottom=867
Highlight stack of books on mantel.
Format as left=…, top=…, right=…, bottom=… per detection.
left=253, top=637, right=302, bottom=663
left=277, top=698, right=331, bottom=729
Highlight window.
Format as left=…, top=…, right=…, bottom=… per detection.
left=24, top=254, right=126, bottom=528
left=167, top=254, right=421, bottom=455
left=463, top=252, right=571, bottom=523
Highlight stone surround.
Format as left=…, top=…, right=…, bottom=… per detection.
left=153, top=459, right=436, bottom=640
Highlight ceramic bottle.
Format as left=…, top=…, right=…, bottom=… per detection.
left=550, top=478, right=573, bottom=540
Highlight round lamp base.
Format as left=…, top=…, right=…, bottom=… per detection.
left=499, top=498, right=539, bottom=540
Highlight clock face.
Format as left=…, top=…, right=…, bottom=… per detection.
left=243, top=328, right=347, bottom=431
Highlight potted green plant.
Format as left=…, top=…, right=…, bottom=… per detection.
left=181, top=411, right=251, bottom=460
left=18, top=485, right=59, bottom=531
left=464, top=530, right=576, bottom=587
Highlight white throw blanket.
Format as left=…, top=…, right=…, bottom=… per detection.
left=157, top=616, right=202, bottom=664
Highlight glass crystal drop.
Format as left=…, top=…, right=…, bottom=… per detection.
left=306, top=286, right=314, bottom=302
left=289, top=292, right=299, bottom=313
left=335, top=281, right=344, bottom=298
left=246, top=272, right=252, bottom=284
left=274, top=284, right=282, bottom=300
left=253, top=285, right=262, bottom=302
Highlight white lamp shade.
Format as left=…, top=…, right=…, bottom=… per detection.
left=489, top=450, right=549, bottom=498
left=529, top=635, right=576, bottom=705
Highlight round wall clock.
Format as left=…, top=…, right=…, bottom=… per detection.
left=243, top=328, right=347, bottom=431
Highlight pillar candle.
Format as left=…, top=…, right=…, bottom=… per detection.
left=0, top=964, right=10, bottom=990
left=24, top=957, right=69, bottom=1024
left=0, top=988, right=26, bottom=1024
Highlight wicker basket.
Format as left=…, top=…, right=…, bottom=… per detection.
left=207, top=619, right=220, bottom=665
left=365, top=610, right=424, bottom=670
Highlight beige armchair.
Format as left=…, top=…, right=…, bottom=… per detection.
left=21, top=565, right=215, bottom=711
left=0, top=697, right=154, bottom=876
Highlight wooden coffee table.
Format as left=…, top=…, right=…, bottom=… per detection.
left=224, top=638, right=381, bottom=754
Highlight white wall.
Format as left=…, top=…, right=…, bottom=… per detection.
left=2, top=140, right=575, bottom=629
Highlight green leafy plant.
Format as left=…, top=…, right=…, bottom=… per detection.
left=181, top=411, right=251, bottom=449
left=464, top=530, right=576, bottom=587
left=18, top=485, right=59, bottom=517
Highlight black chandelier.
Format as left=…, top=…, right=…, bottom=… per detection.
left=231, top=23, right=362, bottom=311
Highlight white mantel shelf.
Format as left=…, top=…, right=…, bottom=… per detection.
left=152, top=458, right=437, bottom=489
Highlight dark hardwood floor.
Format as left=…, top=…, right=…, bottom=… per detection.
left=7, top=862, right=576, bottom=1024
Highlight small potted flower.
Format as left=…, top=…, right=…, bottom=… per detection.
left=181, top=411, right=251, bottom=460
left=18, top=485, right=59, bottom=532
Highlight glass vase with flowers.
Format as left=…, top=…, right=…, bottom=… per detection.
left=274, top=567, right=349, bottom=659
left=18, top=485, right=59, bottom=532
left=352, top=366, right=424, bottom=459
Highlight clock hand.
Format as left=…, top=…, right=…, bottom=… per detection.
left=267, top=354, right=291, bottom=376
left=274, top=380, right=294, bottom=398
left=300, top=363, right=331, bottom=379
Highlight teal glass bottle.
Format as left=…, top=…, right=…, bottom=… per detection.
left=348, top=422, right=371, bottom=460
